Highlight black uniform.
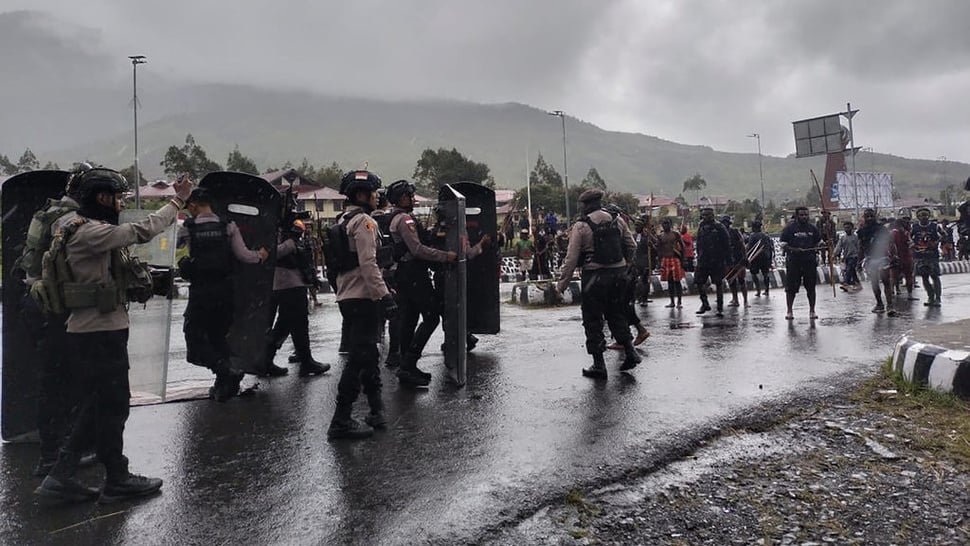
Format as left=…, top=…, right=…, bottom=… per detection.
left=693, top=220, right=731, bottom=312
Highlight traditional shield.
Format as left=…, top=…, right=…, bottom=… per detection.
left=199, top=172, right=282, bottom=374
left=1, top=170, right=70, bottom=440
left=119, top=207, right=178, bottom=403
left=451, top=182, right=500, bottom=334
left=437, top=184, right=468, bottom=386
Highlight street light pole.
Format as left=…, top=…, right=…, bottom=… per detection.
left=548, top=110, right=570, bottom=223
left=747, top=133, right=765, bottom=210
left=129, top=55, right=146, bottom=209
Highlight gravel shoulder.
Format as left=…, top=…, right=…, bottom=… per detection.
left=490, top=367, right=970, bottom=546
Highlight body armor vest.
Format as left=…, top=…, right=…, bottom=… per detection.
left=185, top=218, right=233, bottom=280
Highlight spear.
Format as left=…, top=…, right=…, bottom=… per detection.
left=810, top=169, right=838, bottom=297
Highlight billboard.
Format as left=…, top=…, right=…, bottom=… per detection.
left=792, top=114, right=846, bottom=158
left=833, top=171, right=893, bottom=210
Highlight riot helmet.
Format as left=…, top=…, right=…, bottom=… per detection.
left=386, top=179, right=416, bottom=205
left=75, top=168, right=129, bottom=225
left=340, top=170, right=382, bottom=197
left=65, top=161, right=95, bottom=199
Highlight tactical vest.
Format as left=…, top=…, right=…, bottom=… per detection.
left=16, top=198, right=79, bottom=280
left=184, top=218, right=233, bottom=280
left=32, top=218, right=153, bottom=316
left=583, top=212, right=624, bottom=265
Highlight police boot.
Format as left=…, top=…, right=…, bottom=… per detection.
left=299, top=357, right=331, bottom=377
left=34, top=451, right=99, bottom=503
left=384, top=352, right=401, bottom=368
left=397, top=353, right=432, bottom=386
left=328, top=403, right=374, bottom=440
left=364, top=395, right=387, bottom=430
left=619, top=342, right=642, bottom=371
left=99, top=472, right=163, bottom=504
left=582, top=353, right=608, bottom=379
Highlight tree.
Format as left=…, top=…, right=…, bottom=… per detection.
left=529, top=153, right=563, bottom=187
left=296, top=157, right=315, bottom=178
left=412, top=147, right=494, bottom=192
left=119, top=166, right=147, bottom=187
left=0, top=154, right=17, bottom=175
left=17, top=148, right=40, bottom=172
left=581, top=167, right=607, bottom=190
left=225, top=145, right=259, bottom=174
left=315, top=161, right=343, bottom=189
left=42, top=161, right=60, bottom=170
left=682, top=173, right=707, bottom=205
left=606, top=192, right=640, bottom=215
left=160, top=134, right=222, bottom=178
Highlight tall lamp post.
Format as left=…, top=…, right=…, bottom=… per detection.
left=747, top=133, right=765, bottom=211
left=548, top=110, right=570, bottom=223
left=129, top=55, right=147, bottom=209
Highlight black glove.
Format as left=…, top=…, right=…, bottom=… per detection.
left=380, top=293, right=398, bottom=319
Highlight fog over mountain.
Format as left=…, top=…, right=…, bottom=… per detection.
left=2, top=9, right=967, bottom=200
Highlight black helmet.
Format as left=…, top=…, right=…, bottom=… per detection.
left=376, top=188, right=388, bottom=209
left=75, top=167, right=128, bottom=203
left=720, top=214, right=733, bottom=225
left=386, top=179, right=416, bottom=205
left=339, top=170, right=382, bottom=197
left=65, top=162, right=95, bottom=199
left=186, top=187, right=212, bottom=205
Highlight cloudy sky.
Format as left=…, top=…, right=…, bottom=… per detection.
left=6, top=0, right=970, bottom=163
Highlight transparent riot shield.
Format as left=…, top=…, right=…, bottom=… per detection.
left=438, top=185, right=468, bottom=386
left=1, top=171, right=70, bottom=440
left=119, top=208, right=178, bottom=403
left=200, top=172, right=282, bottom=374
left=451, top=182, right=500, bottom=334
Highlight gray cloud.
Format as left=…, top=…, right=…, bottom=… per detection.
left=3, top=0, right=969, bottom=162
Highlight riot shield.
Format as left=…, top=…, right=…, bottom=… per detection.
left=438, top=185, right=468, bottom=386
left=451, top=182, right=500, bottom=334
left=199, top=172, right=282, bottom=374
left=119, top=208, right=178, bottom=403
left=1, top=170, right=70, bottom=440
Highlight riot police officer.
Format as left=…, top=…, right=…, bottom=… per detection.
left=386, top=179, right=457, bottom=387
left=556, top=189, right=639, bottom=379
left=262, top=218, right=331, bottom=377
left=179, top=188, right=269, bottom=400
left=327, top=170, right=396, bottom=440
left=35, top=169, right=192, bottom=503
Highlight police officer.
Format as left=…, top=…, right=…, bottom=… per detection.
left=262, top=218, right=331, bottom=377
left=327, top=170, right=396, bottom=440
left=16, top=166, right=89, bottom=477
left=35, top=169, right=192, bottom=503
left=693, top=208, right=731, bottom=317
left=179, top=188, right=269, bottom=400
left=556, top=189, right=639, bottom=379
left=372, top=188, right=402, bottom=367
left=386, top=179, right=457, bottom=387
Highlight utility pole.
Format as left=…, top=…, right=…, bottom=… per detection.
left=747, top=133, right=765, bottom=210
left=129, top=55, right=147, bottom=208
left=548, top=110, right=570, bottom=223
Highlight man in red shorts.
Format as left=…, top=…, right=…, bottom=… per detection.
left=656, top=218, right=685, bottom=308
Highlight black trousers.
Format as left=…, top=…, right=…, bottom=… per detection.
left=22, top=295, right=79, bottom=460
left=395, top=264, right=441, bottom=359
left=622, top=268, right=641, bottom=327
left=581, top=268, right=631, bottom=354
left=335, top=299, right=382, bottom=419
left=267, top=286, right=312, bottom=362
left=183, top=282, right=234, bottom=374
left=61, top=329, right=131, bottom=481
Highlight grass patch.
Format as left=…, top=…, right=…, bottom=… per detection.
left=851, top=358, right=970, bottom=469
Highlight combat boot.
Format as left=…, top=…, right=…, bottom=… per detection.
left=98, top=473, right=163, bottom=504
left=262, top=362, right=289, bottom=377
left=35, top=475, right=100, bottom=503
left=696, top=294, right=711, bottom=315
left=327, top=418, right=374, bottom=440
left=384, top=352, right=401, bottom=368
left=619, top=342, right=642, bottom=371
left=582, top=353, right=608, bottom=379
left=299, top=359, right=331, bottom=377
left=397, top=353, right=432, bottom=386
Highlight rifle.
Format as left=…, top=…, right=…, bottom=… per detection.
left=810, top=169, right=838, bottom=297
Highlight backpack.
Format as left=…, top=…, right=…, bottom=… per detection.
left=584, top=212, right=624, bottom=265
left=31, top=218, right=154, bottom=316
left=14, top=198, right=79, bottom=281
left=321, top=210, right=363, bottom=276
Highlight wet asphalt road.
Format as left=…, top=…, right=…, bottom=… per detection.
left=3, top=274, right=970, bottom=545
